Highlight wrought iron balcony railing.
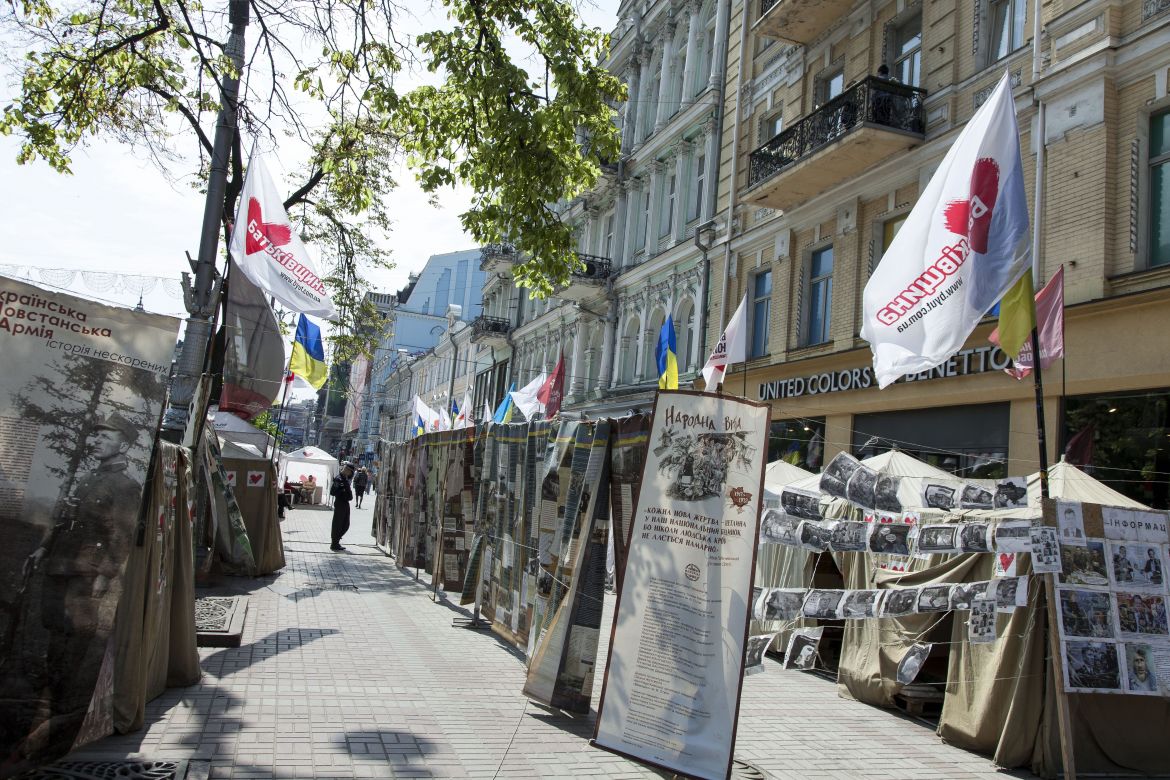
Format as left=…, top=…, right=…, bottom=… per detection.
left=572, top=253, right=612, bottom=281
left=479, top=243, right=518, bottom=271
left=748, top=76, right=926, bottom=188
left=470, top=315, right=514, bottom=339
left=760, top=0, right=780, bottom=16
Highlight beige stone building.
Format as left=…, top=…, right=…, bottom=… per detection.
left=707, top=0, right=1170, bottom=506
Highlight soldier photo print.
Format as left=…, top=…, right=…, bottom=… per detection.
left=0, top=277, right=178, bottom=773
left=653, top=427, right=756, bottom=502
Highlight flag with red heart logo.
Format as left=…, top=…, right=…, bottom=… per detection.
left=228, top=151, right=337, bottom=319
left=861, top=71, right=1030, bottom=388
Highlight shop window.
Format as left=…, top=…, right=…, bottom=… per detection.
left=767, top=418, right=826, bottom=470
left=802, top=245, right=834, bottom=346
left=987, top=0, right=1027, bottom=63
left=1149, top=110, right=1170, bottom=268
left=750, top=268, right=772, bottom=358
left=1063, top=390, right=1170, bottom=509
left=853, top=403, right=1010, bottom=479
left=892, top=14, right=922, bottom=87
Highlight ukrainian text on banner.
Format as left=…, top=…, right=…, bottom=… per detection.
left=594, top=390, right=769, bottom=780
left=0, top=276, right=178, bottom=774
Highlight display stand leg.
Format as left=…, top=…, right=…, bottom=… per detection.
left=1043, top=571, right=1077, bottom=779
left=453, top=605, right=490, bottom=631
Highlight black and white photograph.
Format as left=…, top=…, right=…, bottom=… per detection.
left=874, top=473, right=903, bottom=514
left=949, top=580, right=991, bottom=610
left=959, top=523, right=993, bottom=553
left=923, top=482, right=957, bottom=510
left=839, top=589, right=884, bottom=618
left=744, top=633, right=776, bottom=675
left=1106, top=541, right=1167, bottom=591
left=917, top=584, right=953, bottom=613
left=780, top=487, right=823, bottom=521
left=915, top=524, right=961, bottom=554
left=968, top=598, right=997, bottom=643
left=758, top=588, right=806, bottom=622
left=1057, top=588, right=1116, bottom=639
left=991, top=576, right=1027, bottom=611
left=1064, top=640, right=1122, bottom=692
left=896, top=642, right=933, bottom=686
left=1114, top=593, right=1169, bottom=639
left=845, top=462, right=879, bottom=509
left=1031, top=526, right=1062, bottom=573
left=820, top=452, right=861, bottom=501
left=879, top=587, right=920, bottom=617
left=959, top=483, right=995, bottom=510
left=759, top=509, right=801, bottom=546
left=993, top=477, right=1029, bottom=509
left=799, top=519, right=836, bottom=552
left=784, top=628, right=823, bottom=670
left=1058, top=540, right=1109, bottom=588
left=994, top=521, right=1032, bottom=554
left=1123, top=642, right=1166, bottom=695
left=830, top=521, right=870, bottom=552
left=656, top=429, right=757, bottom=502
left=1056, top=500, right=1086, bottom=542
left=869, top=522, right=913, bottom=556
left=802, top=589, right=846, bottom=620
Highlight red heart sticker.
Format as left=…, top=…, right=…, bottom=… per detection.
left=943, top=158, right=1000, bottom=253
left=244, top=198, right=293, bottom=255
left=999, top=552, right=1016, bottom=572
left=249, top=472, right=263, bottom=485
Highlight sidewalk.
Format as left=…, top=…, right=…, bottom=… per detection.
left=70, top=500, right=1033, bottom=779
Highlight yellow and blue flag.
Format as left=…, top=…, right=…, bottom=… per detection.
left=492, top=383, right=516, bottom=424
left=289, top=314, right=328, bottom=389
left=656, top=315, right=678, bottom=390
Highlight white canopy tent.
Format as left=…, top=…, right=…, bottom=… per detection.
left=210, top=406, right=276, bottom=454
left=763, top=459, right=814, bottom=508
left=278, top=446, right=339, bottom=487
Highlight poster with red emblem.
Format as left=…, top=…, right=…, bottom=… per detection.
left=593, top=390, right=769, bottom=780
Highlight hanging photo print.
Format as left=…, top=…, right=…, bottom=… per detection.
left=784, top=629, right=823, bottom=670
left=869, top=522, right=913, bottom=556
left=830, top=521, right=870, bottom=552
left=780, top=487, right=823, bottom=521
left=759, top=509, right=800, bottom=546
left=798, top=520, right=835, bottom=552
left=802, top=589, right=846, bottom=620
left=1106, top=541, right=1167, bottom=591
left=896, top=643, right=933, bottom=686
left=1063, top=640, right=1123, bottom=693
left=1058, top=539, right=1110, bottom=588
left=1056, top=500, right=1087, bottom=542
left=916, top=585, right=954, bottom=613
left=968, top=598, right=998, bottom=643
left=819, top=452, right=860, bottom=501
left=1114, top=593, right=1169, bottom=640
left=1030, top=526, right=1062, bottom=573
left=839, top=589, right=884, bottom=619
left=1122, top=642, right=1170, bottom=696
left=744, top=633, right=776, bottom=675
left=993, top=477, right=1029, bottom=509
left=923, top=482, right=958, bottom=510
left=844, top=461, right=879, bottom=509
left=991, top=576, right=1028, bottom=611
left=959, top=523, right=993, bottom=553
left=915, top=524, right=962, bottom=555
left=756, top=588, right=806, bottom=622
left=959, top=483, right=995, bottom=510
left=949, top=581, right=991, bottom=610
left=880, top=587, right=920, bottom=618
left=994, top=521, right=1032, bottom=553
left=874, top=473, right=903, bottom=513
left=1057, top=588, right=1117, bottom=639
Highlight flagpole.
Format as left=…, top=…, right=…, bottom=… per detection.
left=267, top=348, right=294, bottom=463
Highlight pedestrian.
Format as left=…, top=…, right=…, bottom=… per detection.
left=353, top=467, right=369, bottom=509
left=330, top=462, right=355, bottom=551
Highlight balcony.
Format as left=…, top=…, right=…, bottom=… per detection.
left=556, top=253, right=612, bottom=302
left=470, top=315, right=514, bottom=348
left=756, top=0, right=853, bottom=44
left=744, top=77, right=926, bottom=212
left=479, top=243, right=518, bottom=273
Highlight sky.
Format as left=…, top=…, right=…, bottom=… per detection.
left=0, top=0, right=620, bottom=320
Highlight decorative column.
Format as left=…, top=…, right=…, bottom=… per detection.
left=612, top=184, right=629, bottom=269
left=570, top=324, right=587, bottom=397
left=645, top=160, right=665, bottom=256
left=709, top=0, right=730, bottom=93
left=703, top=115, right=720, bottom=222
left=633, top=323, right=648, bottom=383
left=682, top=1, right=702, bottom=103
left=622, top=57, right=641, bottom=151
left=654, top=21, right=676, bottom=129
left=636, top=44, right=654, bottom=144
left=621, top=178, right=642, bottom=264
left=673, top=141, right=692, bottom=244
left=615, top=334, right=631, bottom=387
left=585, top=206, right=601, bottom=255
left=600, top=315, right=617, bottom=390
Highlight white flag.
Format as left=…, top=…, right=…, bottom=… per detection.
left=701, top=295, right=748, bottom=389
left=860, top=72, right=1030, bottom=388
left=412, top=395, right=440, bottom=435
left=439, top=407, right=452, bottom=431
left=457, top=390, right=474, bottom=428
left=228, top=152, right=337, bottom=319
left=483, top=399, right=492, bottom=424
left=510, top=372, right=547, bottom=420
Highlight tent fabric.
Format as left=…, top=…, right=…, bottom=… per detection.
left=210, top=407, right=276, bottom=453
left=1026, top=459, right=1148, bottom=509
left=278, top=445, right=339, bottom=487
left=764, top=459, right=813, bottom=494
left=221, top=455, right=284, bottom=575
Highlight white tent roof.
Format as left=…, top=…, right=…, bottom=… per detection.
left=278, top=445, right=339, bottom=484
left=764, top=459, right=814, bottom=492
left=220, top=439, right=267, bottom=460
left=210, top=407, right=276, bottom=453
left=861, top=450, right=956, bottom=481
left=1027, top=459, right=1149, bottom=509
left=281, top=446, right=338, bottom=464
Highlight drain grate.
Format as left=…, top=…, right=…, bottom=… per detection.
left=299, top=581, right=359, bottom=591
left=195, top=596, right=247, bottom=647
left=731, top=758, right=772, bottom=780
left=16, top=760, right=187, bottom=780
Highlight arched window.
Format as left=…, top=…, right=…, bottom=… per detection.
left=620, top=316, right=641, bottom=385
left=644, top=307, right=666, bottom=379
left=675, top=296, right=697, bottom=372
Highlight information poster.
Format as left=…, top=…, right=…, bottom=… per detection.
left=593, top=390, right=768, bottom=780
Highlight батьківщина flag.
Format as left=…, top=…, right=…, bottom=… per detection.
left=701, top=295, right=747, bottom=390
left=860, top=71, right=1030, bottom=388
left=289, top=314, right=328, bottom=389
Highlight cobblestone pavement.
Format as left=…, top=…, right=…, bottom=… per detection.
left=68, top=500, right=1034, bottom=779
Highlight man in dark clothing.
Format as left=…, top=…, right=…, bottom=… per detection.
left=353, top=467, right=369, bottom=509
left=330, top=462, right=355, bottom=551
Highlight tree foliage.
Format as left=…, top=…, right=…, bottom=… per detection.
left=0, top=0, right=625, bottom=349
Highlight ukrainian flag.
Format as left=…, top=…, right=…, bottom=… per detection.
left=415, top=415, right=426, bottom=437
left=289, top=314, right=328, bottom=389
left=656, top=315, right=678, bottom=390
left=492, top=383, right=516, bottom=424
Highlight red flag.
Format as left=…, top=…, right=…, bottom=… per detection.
left=989, top=265, right=1064, bottom=379
left=537, top=352, right=565, bottom=419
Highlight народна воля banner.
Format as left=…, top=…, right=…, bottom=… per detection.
left=593, top=390, right=769, bottom=780
left=0, top=276, right=179, bottom=776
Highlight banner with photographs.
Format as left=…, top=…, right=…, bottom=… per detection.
left=758, top=512, right=1017, bottom=559
left=594, top=391, right=769, bottom=780
left=0, top=277, right=179, bottom=773
left=1048, top=500, right=1170, bottom=697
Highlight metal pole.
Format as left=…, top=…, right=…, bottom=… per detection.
left=163, top=0, right=250, bottom=441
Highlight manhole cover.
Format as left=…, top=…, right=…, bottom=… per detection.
left=16, top=760, right=187, bottom=780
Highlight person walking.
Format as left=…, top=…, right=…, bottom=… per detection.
left=353, top=467, right=369, bottom=509
left=330, top=462, right=355, bottom=551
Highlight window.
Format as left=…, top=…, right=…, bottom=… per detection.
left=989, top=0, right=1027, bottom=62
left=603, top=213, right=615, bottom=258
left=760, top=112, right=784, bottom=144
left=893, top=15, right=922, bottom=87
left=750, top=269, right=772, bottom=358
left=691, top=153, right=706, bottom=221
left=816, top=69, right=844, bottom=106
left=882, top=214, right=907, bottom=253
left=661, top=174, right=676, bottom=238
left=1150, top=111, right=1170, bottom=267
left=638, top=189, right=650, bottom=250
left=804, top=245, right=833, bottom=345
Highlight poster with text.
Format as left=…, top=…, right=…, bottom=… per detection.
left=594, top=391, right=768, bottom=780
left=0, top=276, right=178, bottom=774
